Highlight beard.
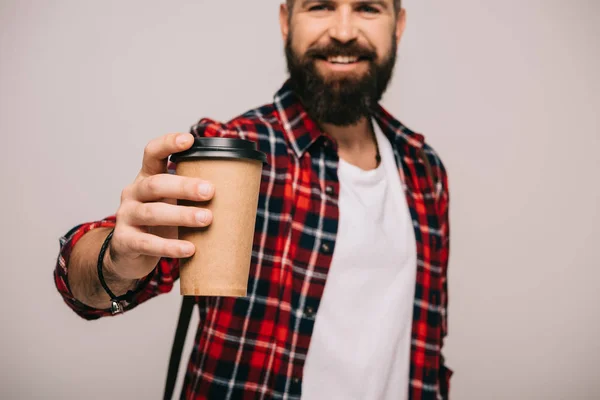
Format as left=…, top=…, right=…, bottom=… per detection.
left=285, top=35, right=397, bottom=126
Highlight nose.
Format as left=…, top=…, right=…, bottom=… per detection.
left=328, top=8, right=358, bottom=43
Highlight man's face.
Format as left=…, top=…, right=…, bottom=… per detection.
left=281, top=0, right=405, bottom=126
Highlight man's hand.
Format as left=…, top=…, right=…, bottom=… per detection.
left=106, top=132, right=215, bottom=281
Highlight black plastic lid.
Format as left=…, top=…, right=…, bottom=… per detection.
left=170, top=137, right=267, bottom=164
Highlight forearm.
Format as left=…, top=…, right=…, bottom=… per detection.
left=67, top=227, right=138, bottom=310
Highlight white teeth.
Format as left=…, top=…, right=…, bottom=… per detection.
left=327, top=56, right=358, bottom=64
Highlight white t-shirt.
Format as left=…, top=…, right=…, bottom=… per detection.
left=302, top=121, right=417, bottom=400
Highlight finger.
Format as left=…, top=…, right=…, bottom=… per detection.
left=140, top=133, right=194, bottom=177
left=134, top=174, right=214, bottom=203
left=125, top=231, right=196, bottom=258
left=130, top=202, right=213, bottom=227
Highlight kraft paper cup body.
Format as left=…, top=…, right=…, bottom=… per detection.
left=172, top=138, right=265, bottom=297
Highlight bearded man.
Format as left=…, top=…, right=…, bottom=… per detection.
left=54, top=1, right=453, bottom=399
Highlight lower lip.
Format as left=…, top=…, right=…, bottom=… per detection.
left=316, top=59, right=367, bottom=72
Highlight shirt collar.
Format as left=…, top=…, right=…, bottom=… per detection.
left=273, top=79, right=425, bottom=159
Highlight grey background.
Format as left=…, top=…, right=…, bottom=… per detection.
left=1, top=0, right=599, bottom=399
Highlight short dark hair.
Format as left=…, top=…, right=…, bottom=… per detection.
left=286, top=0, right=402, bottom=14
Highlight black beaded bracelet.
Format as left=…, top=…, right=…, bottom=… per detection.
left=97, top=229, right=152, bottom=315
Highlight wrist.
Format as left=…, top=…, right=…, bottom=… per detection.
left=97, top=230, right=138, bottom=314
left=101, top=243, right=138, bottom=296
left=96, top=229, right=156, bottom=314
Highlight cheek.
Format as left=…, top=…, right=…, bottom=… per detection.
left=360, top=22, right=397, bottom=59
left=372, top=34, right=395, bottom=62
left=290, top=17, right=329, bottom=53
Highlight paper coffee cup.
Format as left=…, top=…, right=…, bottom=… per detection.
left=170, top=137, right=267, bottom=297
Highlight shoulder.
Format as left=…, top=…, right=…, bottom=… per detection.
left=420, top=141, right=449, bottom=204
left=190, top=103, right=283, bottom=143
left=394, top=115, right=449, bottom=200
left=386, top=110, right=449, bottom=195
left=188, top=103, right=287, bottom=164
left=421, top=142, right=447, bottom=179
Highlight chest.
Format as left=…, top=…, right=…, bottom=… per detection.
left=251, top=141, right=443, bottom=285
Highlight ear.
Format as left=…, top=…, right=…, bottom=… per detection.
left=279, top=3, right=290, bottom=43
left=395, top=8, right=406, bottom=44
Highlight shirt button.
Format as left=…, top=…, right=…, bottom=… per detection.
left=325, top=185, right=334, bottom=195
left=292, top=377, right=301, bottom=385
left=321, top=242, right=331, bottom=254
left=305, top=306, right=315, bottom=318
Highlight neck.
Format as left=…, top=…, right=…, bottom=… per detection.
left=321, top=117, right=380, bottom=170
left=321, top=118, right=371, bottom=149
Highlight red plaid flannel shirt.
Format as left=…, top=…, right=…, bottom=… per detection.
left=54, top=80, right=452, bottom=399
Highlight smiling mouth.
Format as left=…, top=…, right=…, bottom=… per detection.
left=315, top=55, right=370, bottom=64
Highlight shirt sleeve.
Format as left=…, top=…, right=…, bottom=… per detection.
left=54, top=216, right=179, bottom=319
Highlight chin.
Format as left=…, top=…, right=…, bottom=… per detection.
left=316, top=68, right=368, bottom=84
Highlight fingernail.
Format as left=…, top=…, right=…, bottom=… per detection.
left=198, top=183, right=213, bottom=197
left=176, top=134, right=189, bottom=146
left=196, top=210, right=209, bottom=224
left=180, top=243, right=194, bottom=255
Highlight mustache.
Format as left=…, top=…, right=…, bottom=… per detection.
left=303, top=42, right=377, bottom=61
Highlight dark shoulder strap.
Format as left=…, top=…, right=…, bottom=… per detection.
left=164, top=296, right=196, bottom=400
